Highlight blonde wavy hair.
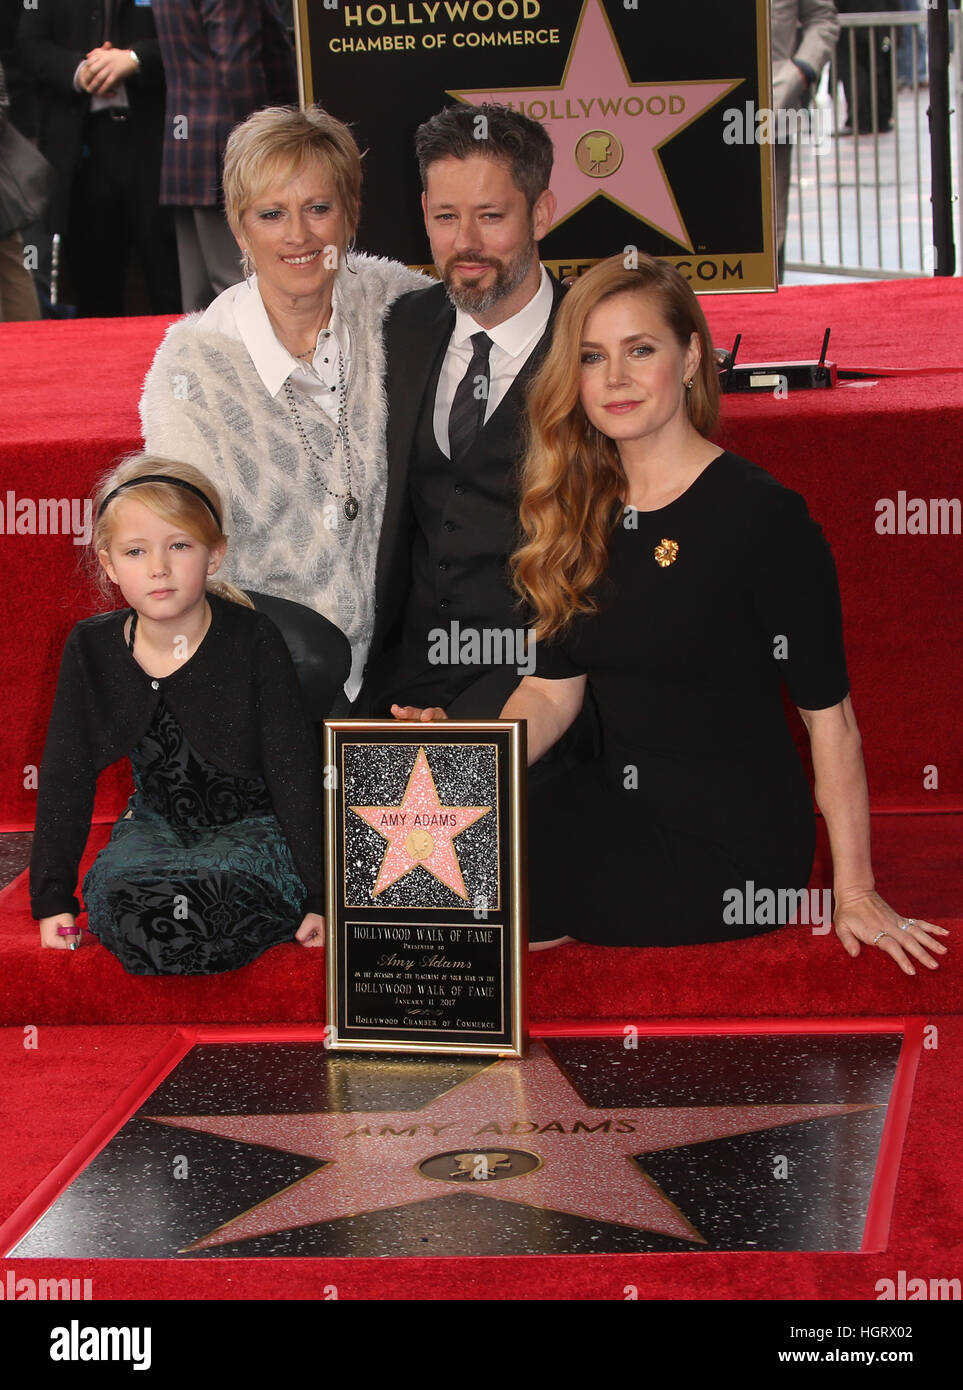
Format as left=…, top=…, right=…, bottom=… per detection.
left=90, top=454, right=253, bottom=609
left=511, top=254, right=720, bottom=639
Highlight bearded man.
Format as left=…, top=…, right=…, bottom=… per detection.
left=356, top=103, right=564, bottom=719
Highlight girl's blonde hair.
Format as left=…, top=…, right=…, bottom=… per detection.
left=510, top=253, right=720, bottom=639
left=90, top=454, right=253, bottom=609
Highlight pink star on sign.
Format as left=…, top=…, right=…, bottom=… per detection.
left=451, top=0, right=741, bottom=249
left=351, top=746, right=491, bottom=900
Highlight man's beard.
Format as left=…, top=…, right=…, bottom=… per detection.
left=440, top=234, right=537, bottom=315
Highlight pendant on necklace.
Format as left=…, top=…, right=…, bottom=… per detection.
left=343, top=495, right=359, bottom=521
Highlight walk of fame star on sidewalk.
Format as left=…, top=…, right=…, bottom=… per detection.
left=450, top=0, right=741, bottom=248
left=350, top=746, right=492, bottom=900
left=147, top=1042, right=877, bottom=1253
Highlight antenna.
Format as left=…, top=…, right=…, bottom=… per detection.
left=725, top=333, right=741, bottom=392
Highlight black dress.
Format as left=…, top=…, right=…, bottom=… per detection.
left=527, top=452, right=850, bottom=947
left=81, top=617, right=307, bottom=975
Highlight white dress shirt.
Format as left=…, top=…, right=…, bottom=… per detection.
left=198, top=274, right=351, bottom=423
left=432, top=265, right=553, bottom=457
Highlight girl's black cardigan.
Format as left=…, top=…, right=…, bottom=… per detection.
left=29, top=593, right=326, bottom=920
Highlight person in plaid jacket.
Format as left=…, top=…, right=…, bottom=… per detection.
left=152, top=0, right=297, bottom=311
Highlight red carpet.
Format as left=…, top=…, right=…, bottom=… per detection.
left=0, top=278, right=961, bottom=828
left=1, top=811, right=959, bottom=1027
left=1, top=279, right=956, bottom=1023
left=1, top=1019, right=959, bottom=1300
left=0, top=283, right=960, bottom=1027
left=1, top=279, right=960, bottom=1304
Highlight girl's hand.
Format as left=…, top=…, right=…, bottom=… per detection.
left=39, top=914, right=82, bottom=950
left=834, top=891, right=949, bottom=975
left=296, top=912, right=326, bottom=947
left=390, top=704, right=448, bottom=721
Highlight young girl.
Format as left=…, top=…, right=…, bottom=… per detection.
left=31, top=455, right=327, bottom=974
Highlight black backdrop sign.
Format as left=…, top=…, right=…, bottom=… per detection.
left=293, top=0, right=775, bottom=290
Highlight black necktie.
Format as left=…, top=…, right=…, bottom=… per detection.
left=448, top=331, right=493, bottom=464
left=103, top=0, right=117, bottom=46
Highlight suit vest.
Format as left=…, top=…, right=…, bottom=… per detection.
left=393, top=341, right=531, bottom=704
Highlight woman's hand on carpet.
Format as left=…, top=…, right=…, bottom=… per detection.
left=296, top=913, right=326, bottom=947
left=390, top=704, right=448, bottom=721
left=833, top=891, right=949, bottom=974
left=39, top=914, right=83, bottom=951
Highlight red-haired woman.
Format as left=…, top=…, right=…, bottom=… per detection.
left=501, top=253, right=944, bottom=970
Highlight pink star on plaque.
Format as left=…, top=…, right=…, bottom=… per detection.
left=147, top=1043, right=878, bottom=1252
left=350, top=746, right=491, bottom=900
left=450, top=0, right=741, bottom=248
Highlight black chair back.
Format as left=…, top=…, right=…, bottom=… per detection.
left=244, top=591, right=351, bottom=723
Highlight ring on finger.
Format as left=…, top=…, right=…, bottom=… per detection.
left=897, top=918, right=917, bottom=932
left=872, top=930, right=890, bottom=946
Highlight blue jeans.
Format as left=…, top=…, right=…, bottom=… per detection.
left=897, top=0, right=926, bottom=83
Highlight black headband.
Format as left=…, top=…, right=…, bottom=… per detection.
left=97, top=475, right=222, bottom=529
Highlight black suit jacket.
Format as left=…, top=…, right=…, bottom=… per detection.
left=18, top=0, right=166, bottom=232
left=358, top=273, right=565, bottom=714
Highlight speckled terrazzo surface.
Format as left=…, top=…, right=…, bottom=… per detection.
left=11, top=1031, right=903, bottom=1258
left=0, top=832, right=31, bottom=892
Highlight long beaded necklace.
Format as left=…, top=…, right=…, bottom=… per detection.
left=283, top=346, right=359, bottom=522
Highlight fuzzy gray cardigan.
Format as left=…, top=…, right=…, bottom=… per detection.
left=139, top=254, right=428, bottom=694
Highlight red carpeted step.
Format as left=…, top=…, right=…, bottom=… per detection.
left=1, top=280, right=961, bottom=827
left=2, top=815, right=959, bottom=1024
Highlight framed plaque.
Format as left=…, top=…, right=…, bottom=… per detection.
left=324, top=720, right=527, bottom=1057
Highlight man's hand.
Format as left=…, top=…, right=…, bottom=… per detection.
left=390, top=703, right=448, bottom=722
left=296, top=912, right=325, bottom=947
left=80, top=42, right=138, bottom=96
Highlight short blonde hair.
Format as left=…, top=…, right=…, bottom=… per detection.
left=222, top=105, right=363, bottom=244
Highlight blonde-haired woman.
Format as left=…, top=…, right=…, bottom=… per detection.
left=504, top=254, right=946, bottom=972
left=140, top=105, right=428, bottom=704
left=30, top=455, right=327, bottom=974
